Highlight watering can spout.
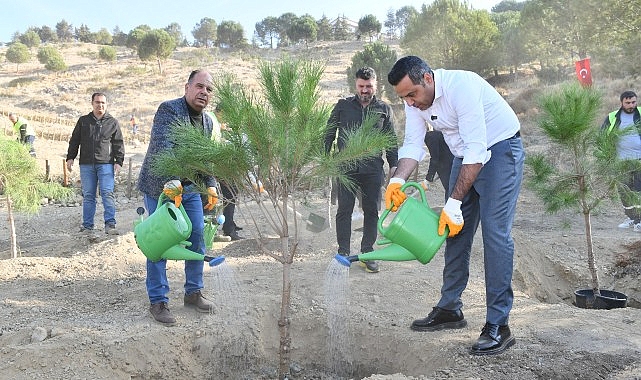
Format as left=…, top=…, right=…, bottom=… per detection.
left=162, top=244, right=209, bottom=261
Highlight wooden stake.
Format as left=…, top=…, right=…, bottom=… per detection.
left=126, top=156, right=133, bottom=198
left=63, top=158, right=68, bottom=186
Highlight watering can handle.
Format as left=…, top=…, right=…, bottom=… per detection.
left=156, top=192, right=169, bottom=208
left=156, top=193, right=193, bottom=232
left=378, top=181, right=429, bottom=236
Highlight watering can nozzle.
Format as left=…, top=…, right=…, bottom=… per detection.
left=333, top=254, right=359, bottom=267
left=205, top=255, right=226, bottom=267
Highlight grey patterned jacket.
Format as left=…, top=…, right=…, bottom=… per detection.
left=137, top=96, right=216, bottom=197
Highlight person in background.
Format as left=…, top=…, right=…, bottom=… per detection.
left=602, top=91, right=641, bottom=231
left=386, top=56, right=524, bottom=355
left=423, top=127, right=454, bottom=198
left=208, top=104, right=244, bottom=241
left=137, top=69, right=218, bottom=326
left=130, top=114, right=138, bottom=135
left=66, top=93, right=124, bottom=236
left=9, top=113, right=36, bottom=157
left=325, top=66, right=399, bottom=273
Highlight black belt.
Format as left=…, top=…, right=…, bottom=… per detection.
left=510, top=131, right=520, bottom=139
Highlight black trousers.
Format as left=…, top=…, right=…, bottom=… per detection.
left=336, top=171, right=383, bottom=254
left=220, top=182, right=238, bottom=235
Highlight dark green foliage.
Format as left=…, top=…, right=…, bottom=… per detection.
left=44, top=54, right=67, bottom=71
left=19, top=30, right=41, bottom=48
left=347, top=42, right=398, bottom=102
left=55, top=19, right=74, bottom=42
left=191, top=18, right=217, bottom=48
left=526, top=83, right=641, bottom=291
left=216, top=20, right=246, bottom=48
left=75, top=24, right=93, bottom=43
left=357, top=14, right=382, bottom=40
left=94, top=28, right=113, bottom=45
left=127, top=25, right=151, bottom=50
left=5, top=42, right=31, bottom=72
left=287, top=15, right=317, bottom=46
left=37, top=46, right=59, bottom=64
left=0, top=138, right=72, bottom=213
left=98, top=46, right=117, bottom=61
left=402, top=0, right=499, bottom=75
left=138, top=29, right=176, bottom=73
left=255, top=16, right=280, bottom=48
left=151, top=58, right=397, bottom=380
left=36, top=45, right=67, bottom=71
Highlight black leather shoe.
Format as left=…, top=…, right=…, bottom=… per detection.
left=470, top=323, right=515, bottom=356
left=410, top=307, right=467, bottom=332
left=224, top=232, right=244, bottom=241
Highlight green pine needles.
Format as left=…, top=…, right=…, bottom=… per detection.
left=526, top=83, right=641, bottom=293
left=152, top=58, right=397, bottom=379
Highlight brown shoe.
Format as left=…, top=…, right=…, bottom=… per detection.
left=184, top=291, right=214, bottom=313
left=149, top=302, right=176, bottom=326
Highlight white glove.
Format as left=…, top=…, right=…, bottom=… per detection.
left=438, top=197, right=463, bottom=237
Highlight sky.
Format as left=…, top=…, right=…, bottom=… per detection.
left=1, top=0, right=501, bottom=44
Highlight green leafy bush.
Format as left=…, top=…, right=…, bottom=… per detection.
left=98, top=46, right=117, bottom=61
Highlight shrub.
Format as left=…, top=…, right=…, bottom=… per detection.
left=37, top=46, right=59, bottom=64
left=98, top=46, right=117, bottom=61
left=45, top=55, right=67, bottom=72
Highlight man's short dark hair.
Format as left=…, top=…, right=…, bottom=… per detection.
left=92, top=92, right=106, bottom=101
left=188, top=69, right=204, bottom=83
left=388, top=56, right=433, bottom=86
left=355, top=67, right=376, bottom=81
left=621, top=91, right=637, bottom=101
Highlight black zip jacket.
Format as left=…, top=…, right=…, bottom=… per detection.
left=325, top=95, right=398, bottom=175
left=67, top=112, right=125, bottom=166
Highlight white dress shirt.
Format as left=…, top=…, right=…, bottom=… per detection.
left=399, top=69, right=520, bottom=165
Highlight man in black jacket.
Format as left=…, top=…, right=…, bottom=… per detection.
left=424, top=128, right=454, bottom=199
left=325, top=67, right=399, bottom=273
left=66, top=92, right=125, bottom=236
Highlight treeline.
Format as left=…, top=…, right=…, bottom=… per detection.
left=4, top=0, right=641, bottom=80
left=6, top=12, right=391, bottom=51
left=401, top=0, right=641, bottom=79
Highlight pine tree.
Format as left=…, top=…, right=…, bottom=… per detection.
left=152, top=58, right=397, bottom=378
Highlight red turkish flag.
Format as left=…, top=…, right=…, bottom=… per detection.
left=575, top=58, right=592, bottom=87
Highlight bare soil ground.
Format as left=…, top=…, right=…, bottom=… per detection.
left=2, top=41, right=641, bottom=379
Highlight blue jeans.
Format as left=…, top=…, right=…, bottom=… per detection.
left=437, top=135, right=524, bottom=326
left=79, top=164, right=116, bottom=229
left=144, top=190, right=205, bottom=304
left=24, top=135, right=36, bottom=156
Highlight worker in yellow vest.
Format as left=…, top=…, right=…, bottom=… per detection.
left=9, top=113, right=36, bottom=157
left=602, top=90, right=641, bottom=231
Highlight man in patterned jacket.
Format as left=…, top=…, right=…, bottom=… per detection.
left=138, top=69, right=219, bottom=326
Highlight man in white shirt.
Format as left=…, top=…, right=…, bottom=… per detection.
left=386, top=56, right=524, bottom=356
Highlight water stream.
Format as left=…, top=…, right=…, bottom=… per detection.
left=208, top=258, right=243, bottom=321
left=324, top=257, right=353, bottom=378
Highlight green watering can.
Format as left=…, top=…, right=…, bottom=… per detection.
left=334, top=181, right=448, bottom=267
left=133, top=194, right=225, bottom=266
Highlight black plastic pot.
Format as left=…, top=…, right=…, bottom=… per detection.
left=574, top=289, right=628, bottom=309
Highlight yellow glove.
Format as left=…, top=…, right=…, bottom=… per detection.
left=438, top=198, right=464, bottom=237
left=384, top=178, right=407, bottom=212
left=204, top=186, right=219, bottom=211
left=162, top=180, right=183, bottom=208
